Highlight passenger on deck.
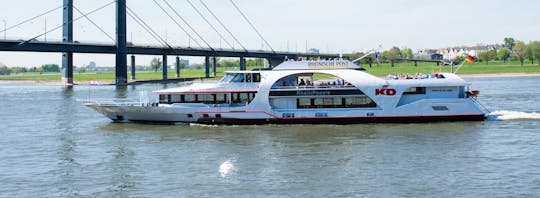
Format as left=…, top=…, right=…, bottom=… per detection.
left=298, top=79, right=306, bottom=86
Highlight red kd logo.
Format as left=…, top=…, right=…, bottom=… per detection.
left=375, top=88, right=396, bottom=96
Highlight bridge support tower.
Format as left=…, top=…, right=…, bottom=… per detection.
left=61, top=0, right=73, bottom=84
left=162, top=54, right=167, bottom=81
left=115, top=0, right=128, bottom=85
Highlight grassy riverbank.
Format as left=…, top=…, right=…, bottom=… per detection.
left=1, top=61, right=539, bottom=83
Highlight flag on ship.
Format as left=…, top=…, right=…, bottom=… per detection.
left=466, top=55, right=475, bottom=63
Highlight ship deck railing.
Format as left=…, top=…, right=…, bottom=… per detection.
left=82, top=98, right=154, bottom=107
left=271, top=84, right=356, bottom=90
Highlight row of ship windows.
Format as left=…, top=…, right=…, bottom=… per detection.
left=159, top=93, right=257, bottom=104
left=296, top=96, right=377, bottom=109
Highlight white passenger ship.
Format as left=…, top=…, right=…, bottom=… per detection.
left=84, top=60, right=486, bottom=124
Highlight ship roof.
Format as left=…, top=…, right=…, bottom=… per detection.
left=272, top=60, right=362, bottom=70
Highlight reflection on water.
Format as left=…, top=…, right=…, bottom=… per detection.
left=0, top=76, right=539, bottom=197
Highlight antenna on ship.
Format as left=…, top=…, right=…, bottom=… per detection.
left=352, top=45, right=382, bottom=63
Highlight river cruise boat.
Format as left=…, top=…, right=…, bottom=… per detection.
left=84, top=60, right=486, bottom=124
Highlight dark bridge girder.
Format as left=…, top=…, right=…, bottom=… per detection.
left=0, top=40, right=337, bottom=59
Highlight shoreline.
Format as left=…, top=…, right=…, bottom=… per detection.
left=1, top=72, right=539, bottom=86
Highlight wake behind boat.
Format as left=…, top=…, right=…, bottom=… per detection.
left=84, top=60, right=486, bottom=124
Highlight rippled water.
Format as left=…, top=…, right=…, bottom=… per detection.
left=1, top=76, right=539, bottom=197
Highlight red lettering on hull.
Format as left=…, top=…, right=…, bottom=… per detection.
left=375, top=88, right=396, bottom=96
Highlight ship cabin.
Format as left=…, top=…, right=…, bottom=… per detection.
left=268, top=72, right=378, bottom=110
left=156, top=71, right=261, bottom=107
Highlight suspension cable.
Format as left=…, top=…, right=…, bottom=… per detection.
left=20, top=1, right=115, bottom=44
left=0, top=5, right=62, bottom=34
left=150, top=0, right=203, bottom=49
left=185, top=0, right=234, bottom=50
left=126, top=10, right=165, bottom=47
left=126, top=5, right=171, bottom=48
left=198, top=0, right=247, bottom=51
left=161, top=0, right=214, bottom=50
left=73, top=5, right=115, bottom=43
left=229, top=0, right=275, bottom=53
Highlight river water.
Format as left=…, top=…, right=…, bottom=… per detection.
left=1, top=76, right=539, bottom=197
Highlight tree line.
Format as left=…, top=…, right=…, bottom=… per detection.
left=347, top=37, right=540, bottom=66
left=477, top=38, right=540, bottom=66
left=0, top=64, right=60, bottom=75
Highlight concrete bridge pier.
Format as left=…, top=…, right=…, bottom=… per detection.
left=130, top=55, right=135, bottom=80
left=205, top=56, right=210, bottom=78
left=240, top=57, right=246, bottom=70
left=162, top=54, right=167, bottom=81
left=115, top=0, right=128, bottom=85
left=212, top=57, right=217, bottom=77
left=175, top=56, right=180, bottom=78
left=61, top=0, right=73, bottom=84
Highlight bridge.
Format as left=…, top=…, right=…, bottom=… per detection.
left=0, top=0, right=338, bottom=85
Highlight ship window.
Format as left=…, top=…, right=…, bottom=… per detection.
left=404, top=87, right=426, bottom=94
left=240, top=93, right=249, bottom=101
left=216, top=94, right=227, bottom=103
left=159, top=95, right=168, bottom=103
left=246, top=73, right=252, bottom=82
left=314, top=98, right=323, bottom=106
left=232, top=73, right=245, bottom=82
left=432, top=106, right=448, bottom=111
left=184, top=94, right=196, bottom=102
left=170, top=94, right=182, bottom=103
left=231, top=92, right=257, bottom=104
left=198, top=94, right=215, bottom=103
left=298, top=96, right=377, bottom=109
left=253, top=73, right=261, bottom=82
left=297, top=98, right=311, bottom=108
left=323, top=98, right=333, bottom=105
left=220, top=73, right=235, bottom=82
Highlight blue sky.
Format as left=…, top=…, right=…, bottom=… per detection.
left=1, top=0, right=539, bottom=67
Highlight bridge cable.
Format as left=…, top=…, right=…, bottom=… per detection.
left=229, top=0, right=275, bottom=53
left=125, top=5, right=172, bottom=49
left=185, top=0, right=235, bottom=50
left=149, top=0, right=203, bottom=49
left=126, top=5, right=186, bottom=58
left=126, top=10, right=166, bottom=47
left=20, top=1, right=115, bottom=44
left=0, top=5, right=62, bottom=34
left=73, top=5, right=115, bottom=43
left=161, top=0, right=214, bottom=51
left=197, top=0, right=247, bottom=52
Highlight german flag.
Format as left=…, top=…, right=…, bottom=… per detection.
left=466, top=55, right=475, bottom=63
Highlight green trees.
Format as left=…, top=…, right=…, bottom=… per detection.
left=497, top=48, right=511, bottom=63
left=401, top=48, right=414, bottom=59
left=0, top=63, right=11, bottom=75
left=41, top=64, right=60, bottom=72
left=528, top=41, right=540, bottom=66
left=504, top=37, right=515, bottom=51
left=150, top=57, right=162, bottom=72
left=478, top=50, right=496, bottom=65
left=513, top=41, right=526, bottom=66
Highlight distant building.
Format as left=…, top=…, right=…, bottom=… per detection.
left=417, top=44, right=502, bottom=61
left=431, top=53, right=443, bottom=60
left=85, top=61, right=97, bottom=68
left=307, top=48, right=320, bottom=54
left=181, top=59, right=189, bottom=68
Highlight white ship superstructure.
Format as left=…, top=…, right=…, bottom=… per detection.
left=84, top=60, right=486, bottom=124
